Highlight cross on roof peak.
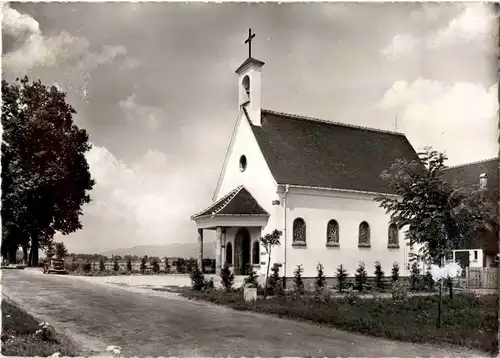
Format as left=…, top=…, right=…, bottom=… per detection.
left=244, top=28, right=256, bottom=58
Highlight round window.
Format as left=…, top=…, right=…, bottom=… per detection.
left=239, top=155, right=247, bottom=172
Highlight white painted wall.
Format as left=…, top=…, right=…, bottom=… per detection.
left=215, top=113, right=280, bottom=276
left=278, top=188, right=407, bottom=278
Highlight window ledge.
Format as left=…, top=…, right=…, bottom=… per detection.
left=387, top=245, right=400, bottom=249
left=326, top=242, right=340, bottom=247
left=292, top=241, right=307, bottom=247
left=358, top=243, right=371, bottom=248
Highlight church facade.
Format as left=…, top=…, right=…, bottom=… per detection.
left=191, top=48, right=422, bottom=283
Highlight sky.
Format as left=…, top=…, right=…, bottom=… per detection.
left=2, top=2, right=499, bottom=254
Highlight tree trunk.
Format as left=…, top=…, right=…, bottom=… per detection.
left=437, top=280, right=443, bottom=328
left=448, top=279, right=453, bottom=299
left=22, top=246, right=28, bottom=266
left=8, top=246, right=17, bottom=265
left=264, top=249, right=271, bottom=299
left=29, top=236, right=39, bottom=267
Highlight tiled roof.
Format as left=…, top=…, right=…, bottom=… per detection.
left=442, top=158, right=498, bottom=253
left=191, top=186, right=269, bottom=220
left=249, top=110, right=421, bottom=194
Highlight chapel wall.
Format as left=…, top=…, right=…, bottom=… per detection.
left=282, top=192, right=410, bottom=279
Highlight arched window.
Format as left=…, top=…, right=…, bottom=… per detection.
left=326, top=219, right=339, bottom=245
left=358, top=221, right=370, bottom=247
left=226, top=242, right=233, bottom=265
left=292, top=218, right=306, bottom=244
left=242, top=75, right=250, bottom=100
left=252, top=241, right=260, bottom=264
left=388, top=223, right=399, bottom=248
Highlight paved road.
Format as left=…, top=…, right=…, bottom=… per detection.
left=2, top=269, right=487, bottom=357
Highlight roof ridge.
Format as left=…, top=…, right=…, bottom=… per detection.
left=443, top=157, right=499, bottom=170
left=261, top=109, right=405, bottom=136
left=210, top=185, right=244, bottom=217
left=190, top=185, right=243, bottom=219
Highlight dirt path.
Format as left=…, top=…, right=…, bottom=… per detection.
left=1, top=269, right=488, bottom=357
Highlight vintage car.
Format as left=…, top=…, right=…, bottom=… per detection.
left=43, top=258, right=67, bottom=274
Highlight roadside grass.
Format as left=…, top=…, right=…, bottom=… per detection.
left=1, top=299, right=80, bottom=357
left=181, top=289, right=498, bottom=354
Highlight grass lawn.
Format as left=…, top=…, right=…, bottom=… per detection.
left=181, top=289, right=498, bottom=354
left=1, top=299, right=80, bottom=357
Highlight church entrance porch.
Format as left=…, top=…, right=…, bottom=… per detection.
left=234, top=227, right=251, bottom=275
left=190, top=186, right=270, bottom=275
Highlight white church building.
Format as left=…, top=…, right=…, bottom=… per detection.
left=191, top=34, right=422, bottom=284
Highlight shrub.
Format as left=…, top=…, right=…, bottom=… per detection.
left=391, top=279, right=408, bottom=300
left=267, top=264, right=281, bottom=295
left=354, top=262, right=368, bottom=292
left=424, top=266, right=434, bottom=291
left=391, top=262, right=400, bottom=282
left=204, top=277, right=215, bottom=291
left=220, top=263, right=234, bottom=292
left=190, top=264, right=205, bottom=291
left=151, top=258, right=160, bottom=273
left=99, top=257, right=106, bottom=272
left=274, top=278, right=285, bottom=298
left=82, top=261, right=92, bottom=273
left=140, top=256, right=147, bottom=274
left=244, top=264, right=259, bottom=287
left=336, top=264, right=348, bottom=293
left=164, top=257, right=171, bottom=273
left=342, top=287, right=359, bottom=305
left=293, top=265, right=305, bottom=294
left=315, top=262, right=327, bottom=291
left=374, top=261, right=385, bottom=290
left=113, top=257, right=120, bottom=272
left=126, top=259, right=132, bottom=272
left=176, top=258, right=186, bottom=273
left=409, top=262, right=420, bottom=291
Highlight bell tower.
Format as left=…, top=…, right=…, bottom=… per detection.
left=235, top=28, right=264, bottom=126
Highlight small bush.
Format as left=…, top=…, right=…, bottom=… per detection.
left=267, top=264, right=281, bottom=295
left=113, top=257, right=120, bottom=272
left=140, top=256, right=147, bottom=274
left=315, top=262, right=326, bottom=292
left=82, top=261, right=92, bottom=273
left=409, top=262, right=420, bottom=291
left=354, top=262, right=368, bottom=292
left=244, top=265, right=259, bottom=287
left=424, top=266, right=434, bottom=291
left=391, top=262, right=400, bottom=282
left=374, top=261, right=385, bottom=290
left=164, top=257, right=171, bottom=273
left=293, top=265, right=305, bottom=295
left=336, top=264, right=348, bottom=293
left=126, top=259, right=132, bottom=272
left=220, top=263, right=234, bottom=292
left=99, top=257, right=106, bottom=272
left=391, top=279, right=408, bottom=300
left=190, top=264, right=205, bottom=291
left=151, top=258, right=160, bottom=273
left=204, top=278, right=215, bottom=291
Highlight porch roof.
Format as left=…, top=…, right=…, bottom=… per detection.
left=190, top=185, right=269, bottom=220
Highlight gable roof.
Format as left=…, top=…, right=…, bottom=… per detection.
left=442, top=158, right=498, bottom=253
left=442, top=157, right=498, bottom=199
left=191, top=186, right=269, bottom=220
left=248, top=110, right=421, bottom=194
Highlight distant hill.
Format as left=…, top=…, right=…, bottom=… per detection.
left=100, top=241, right=215, bottom=259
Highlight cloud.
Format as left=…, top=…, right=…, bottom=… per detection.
left=2, top=4, right=132, bottom=75
left=119, top=94, right=165, bottom=130
left=383, top=3, right=497, bottom=60
left=84, top=145, right=204, bottom=244
left=378, top=78, right=498, bottom=165
left=382, top=34, right=419, bottom=60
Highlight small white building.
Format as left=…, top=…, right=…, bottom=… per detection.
left=191, top=47, right=422, bottom=284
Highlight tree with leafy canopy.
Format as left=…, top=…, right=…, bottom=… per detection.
left=354, top=262, right=368, bottom=292
left=260, top=229, right=282, bottom=298
left=335, top=264, right=348, bottom=293
left=163, top=257, right=171, bottom=273
left=293, top=264, right=305, bottom=294
left=99, top=257, right=106, bottom=272
left=140, top=256, right=147, bottom=274
left=374, top=261, right=385, bottom=290
left=375, top=147, right=494, bottom=327
left=151, top=258, right=160, bottom=273
left=391, top=262, right=400, bottom=282
left=54, top=242, right=68, bottom=259
left=126, top=258, right=132, bottom=272
left=1, top=77, right=95, bottom=266
left=267, top=264, right=281, bottom=296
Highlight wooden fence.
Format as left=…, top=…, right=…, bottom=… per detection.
left=466, top=267, right=498, bottom=289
